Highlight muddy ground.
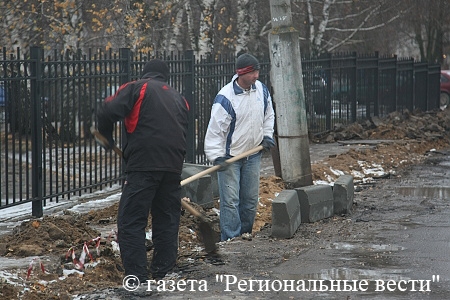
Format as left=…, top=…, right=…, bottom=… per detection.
left=1, top=108, right=450, bottom=299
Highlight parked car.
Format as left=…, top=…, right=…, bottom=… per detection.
left=440, top=70, right=450, bottom=108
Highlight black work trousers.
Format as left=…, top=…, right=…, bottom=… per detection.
left=117, top=171, right=181, bottom=281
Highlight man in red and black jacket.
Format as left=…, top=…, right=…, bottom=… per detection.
left=96, top=59, right=190, bottom=283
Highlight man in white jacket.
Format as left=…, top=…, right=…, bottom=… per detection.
left=204, top=53, right=276, bottom=241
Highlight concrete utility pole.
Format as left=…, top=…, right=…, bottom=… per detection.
left=269, top=0, right=312, bottom=187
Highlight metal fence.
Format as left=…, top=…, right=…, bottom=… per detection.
left=0, top=47, right=440, bottom=216
left=301, top=52, right=440, bottom=133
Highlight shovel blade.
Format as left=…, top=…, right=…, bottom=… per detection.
left=198, top=221, right=218, bottom=254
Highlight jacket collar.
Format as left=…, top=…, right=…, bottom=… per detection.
left=233, top=76, right=256, bottom=95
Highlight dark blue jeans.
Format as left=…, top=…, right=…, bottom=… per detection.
left=117, top=171, right=181, bottom=281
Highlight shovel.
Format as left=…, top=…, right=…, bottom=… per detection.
left=91, top=126, right=263, bottom=253
left=178, top=145, right=263, bottom=253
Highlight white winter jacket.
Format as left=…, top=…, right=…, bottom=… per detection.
left=204, top=75, right=275, bottom=163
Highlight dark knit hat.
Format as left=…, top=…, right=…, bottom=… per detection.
left=236, top=53, right=260, bottom=76
left=142, top=59, right=170, bottom=81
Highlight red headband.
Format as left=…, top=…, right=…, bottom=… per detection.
left=236, top=65, right=257, bottom=75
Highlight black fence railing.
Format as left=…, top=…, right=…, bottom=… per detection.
left=300, top=52, right=440, bottom=133
left=0, top=47, right=440, bottom=216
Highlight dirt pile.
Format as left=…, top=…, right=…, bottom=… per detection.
left=1, top=108, right=449, bottom=299
left=312, top=108, right=450, bottom=142
left=0, top=214, right=123, bottom=299
left=310, top=108, right=450, bottom=183
left=0, top=216, right=100, bottom=257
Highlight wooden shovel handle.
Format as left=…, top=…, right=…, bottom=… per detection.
left=181, top=199, right=203, bottom=218
left=180, top=145, right=264, bottom=186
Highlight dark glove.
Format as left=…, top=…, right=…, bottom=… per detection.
left=260, top=136, right=275, bottom=152
left=214, top=157, right=229, bottom=170
left=104, top=135, right=116, bottom=151
left=95, top=131, right=115, bottom=151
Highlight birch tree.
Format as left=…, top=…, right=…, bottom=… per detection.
left=197, top=0, right=216, bottom=56
left=236, top=0, right=259, bottom=54
left=167, top=2, right=186, bottom=51
left=294, top=0, right=406, bottom=55
left=183, top=0, right=199, bottom=52
left=235, top=6, right=249, bottom=54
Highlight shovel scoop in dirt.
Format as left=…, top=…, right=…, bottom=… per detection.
left=180, top=198, right=218, bottom=254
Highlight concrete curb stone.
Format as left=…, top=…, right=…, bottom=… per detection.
left=271, top=190, right=301, bottom=238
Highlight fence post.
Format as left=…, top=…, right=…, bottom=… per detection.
left=393, top=54, right=399, bottom=111
left=414, top=62, right=428, bottom=111
left=427, top=64, right=441, bottom=110
left=406, top=58, right=415, bottom=112
left=325, top=53, right=332, bottom=130
left=119, top=48, right=131, bottom=85
left=30, top=46, right=43, bottom=217
left=373, top=51, right=380, bottom=117
left=184, top=50, right=195, bottom=163
left=351, top=52, right=358, bottom=121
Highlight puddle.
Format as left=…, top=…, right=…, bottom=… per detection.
left=275, top=242, right=410, bottom=295
left=393, top=218, right=422, bottom=228
left=397, top=186, right=450, bottom=199
left=439, top=161, right=450, bottom=167
left=275, top=269, right=414, bottom=298
left=326, top=242, right=406, bottom=252
left=279, top=267, right=410, bottom=282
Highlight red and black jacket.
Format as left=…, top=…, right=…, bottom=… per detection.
left=96, top=72, right=190, bottom=174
